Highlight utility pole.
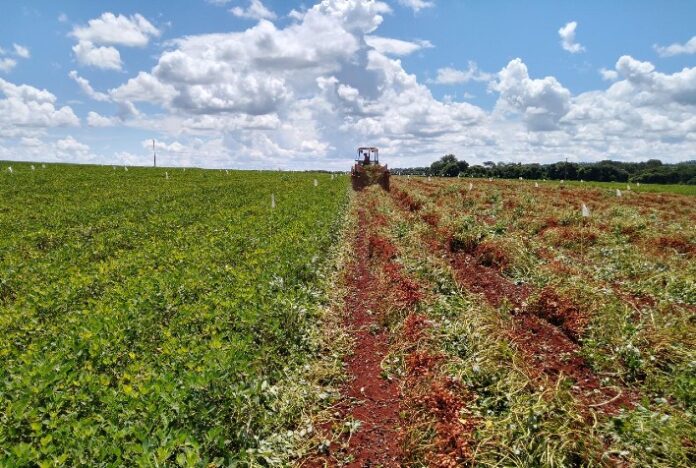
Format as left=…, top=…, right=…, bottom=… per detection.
left=153, top=139, right=157, bottom=167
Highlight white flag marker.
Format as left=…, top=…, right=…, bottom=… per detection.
left=581, top=203, right=591, bottom=218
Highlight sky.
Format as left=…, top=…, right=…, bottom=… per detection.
left=1, top=0, right=696, bottom=169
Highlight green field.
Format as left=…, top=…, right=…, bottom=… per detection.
left=0, top=164, right=348, bottom=465
left=535, top=179, right=696, bottom=195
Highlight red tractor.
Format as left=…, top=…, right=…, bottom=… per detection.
left=351, top=147, right=390, bottom=191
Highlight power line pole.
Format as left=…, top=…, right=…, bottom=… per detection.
left=153, top=139, right=157, bottom=167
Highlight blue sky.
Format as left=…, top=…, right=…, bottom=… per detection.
left=1, top=0, right=695, bottom=169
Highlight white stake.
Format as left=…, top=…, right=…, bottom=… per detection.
left=226, top=170, right=229, bottom=174
left=271, top=193, right=276, bottom=209
left=468, top=182, right=473, bottom=192
left=165, top=171, right=169, bottom=180
left=31, top=165, right=35, bottom=171
left=313, top=179, right=318, bottom=187
left=616, top=189, right=622, bottom=198
left=7, top=166, right=13, bottom=173
left=41, top=164, right=46, bottom=169
left=581, top=203, right=591, bottom=218
left=534, top=182, right=539, bottom=188
left=560, top=179, right=564, bottom=184
left=637, top=182, right=640, bottom=187
left=518, top=176, right=523, bottom=180
left=626, top=184, right=630, bottom=191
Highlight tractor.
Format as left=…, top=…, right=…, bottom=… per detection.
left=351, top=147, right=390, bottom=191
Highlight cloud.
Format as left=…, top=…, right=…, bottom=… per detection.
left=0, top=58, right=17, bottom=73
left=13, top=44, right=30, bottom=59
left=558, top=21, right=585, bottom=54
left=364, top=35, right=432, bottom=56
left=599, top=67, right=618, bottom=81
left=56, top=136, right=90, bottom=154
left=397, top=0, right=435, bottom=12
left=431, top=62, right=492, bottom=84
left=71, top=13, right=160, bottom=47
left=69, top=70, right=111, bottom=101
left=70, top=12, right=159, bottom=70
left=28, top=0, right=695, bottom=169
left=87, top=111, right=117, bottom=127
left=230, top=0, right=277, bottom=21
left=654, top=35, right=696, bottom=57
left=58, top=13, right=68, bottom=23
left=72, top=41, right=122, bottom=70
left=0, top=78, right=79, bottom=132
left=491, top=58, right=571, bottom=131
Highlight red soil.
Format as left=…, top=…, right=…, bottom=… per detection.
left=474, top=241, right=512, bottom=271
left=393, top=188, right=422, bottom=211
left=653, top=235, right=696, bottom=257
left=524, top=288, right=589, bottom=342
left=449, top=251, right=530, bottom=308
left=305, top=207, right=402, bottom=467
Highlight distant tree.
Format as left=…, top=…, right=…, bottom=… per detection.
left=430, top=154, right=469, bottom=177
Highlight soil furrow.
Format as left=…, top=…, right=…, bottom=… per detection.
left=305, top=202, right=402, bottom=466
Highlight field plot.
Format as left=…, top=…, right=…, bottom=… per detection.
left=308, top=177, right=694, bottom=467
left=0, top=164, right=348, bottom=465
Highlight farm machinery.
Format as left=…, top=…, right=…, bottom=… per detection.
left=351, top=147, right=390, bottom=191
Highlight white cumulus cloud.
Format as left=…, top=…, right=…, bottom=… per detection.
left=13, top=44, right=30, bottom=59
left=0, top=58, right=17, bottom=73
left=431, top=62, right=492, bottom=85
left=69, top=70, right=111, bottom=101
left=71, top=13, right=160, bottom=47
left=654, top=35, right=696, bottom=57
left=364, top=35, right=432, bottom=56
left=72, top=41, right=122, bottom=70
left=397, top=0, right=435, bottom=13
left=230, top=0, right=277, bottom=20
left=558, top=21, right=585, bottom=54
left=492, top=58, right=571, bottom=131
left=70, top=12, right=159, bottom=70
left=0, top=78, right=79, bottom=133
left=87, top=111, right=117, bottom=127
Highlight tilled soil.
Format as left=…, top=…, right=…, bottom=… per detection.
left=305, top=205, right=402, bottom=466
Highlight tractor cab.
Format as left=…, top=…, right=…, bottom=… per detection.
left=356, top=147, right=379, bottom=166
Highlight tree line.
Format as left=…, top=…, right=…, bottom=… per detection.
left=393, top=155, right=696, bottom=185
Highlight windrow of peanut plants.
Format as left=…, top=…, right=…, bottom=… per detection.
left=0, top=164, right=348, bottom=466
left=387, top=176, right=694, bottom=467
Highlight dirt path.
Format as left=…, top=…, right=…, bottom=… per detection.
left=305, top=201, right=402, bottom=466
